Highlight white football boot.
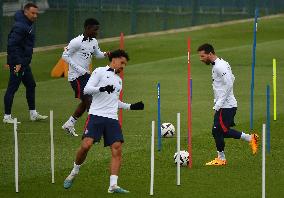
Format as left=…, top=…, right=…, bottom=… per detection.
left=30, top=112, right=48, bottom=121
left=3, top=115, right=21, bottom=124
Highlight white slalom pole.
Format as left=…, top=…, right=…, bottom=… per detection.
left=262, top=124, right=266, bottom=198
left=50, top=110, right=55, bottom=184
left=177, top=113, right=180, bottom=186
left=14, top=118, right=19, bottom=193
left=150, top=121, right=155, bottom=195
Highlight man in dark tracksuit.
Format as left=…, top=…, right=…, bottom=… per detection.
left=3, top=3, right=47, bottom=124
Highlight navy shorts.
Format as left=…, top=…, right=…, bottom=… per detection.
left=213, top=107, right=237, bottom=133
left=82, top=115, right=124, bottom=147
left=70, top=73, right=91, bottom=100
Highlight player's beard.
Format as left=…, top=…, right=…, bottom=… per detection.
left=115, top=68, right=123, bottom=74
left=203, top=60, right=211, bottom=65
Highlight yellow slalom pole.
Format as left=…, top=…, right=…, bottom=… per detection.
left=273, top=58, right=277, bottom=121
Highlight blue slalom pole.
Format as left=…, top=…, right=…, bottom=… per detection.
left=250, top=8, right=258, bottom=130
left=266, top=85, right=270, bottom=153
left=157, top=82, right=161, bottom=151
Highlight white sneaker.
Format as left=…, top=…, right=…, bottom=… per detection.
left=30, top=113, right=48, bottom=121
left=62, top=122, right=78, bottom=137
left=3, top=116, right=21, bottom=124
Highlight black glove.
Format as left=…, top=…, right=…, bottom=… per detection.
left=99, top=85, right=115, bottom=94
left=130, top=101, right=144, bottom=110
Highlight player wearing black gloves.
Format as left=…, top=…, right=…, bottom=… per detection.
left=64, top=49, right=144, bottom=194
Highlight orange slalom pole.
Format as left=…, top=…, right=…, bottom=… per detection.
left=119, top=32, right=124, bottom=127
left=187, top=38, right=192, bottom=168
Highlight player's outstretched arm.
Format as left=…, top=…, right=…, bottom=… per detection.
left=93, top=41, right=106, bottom=59
left=104, top=51, right=111, bottom=57
left=130, top=101, right=144, bottom=110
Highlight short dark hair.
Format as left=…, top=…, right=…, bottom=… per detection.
left=84, top=18, right=100, bottom=29
left=24, top=3, right=38, bottom=10
left=197, top=43, right=215, bottom=54
left=109, top=49, right=129, bottom=62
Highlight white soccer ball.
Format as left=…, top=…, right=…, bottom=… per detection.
left=174, top=150, right=189, bottom=166
left=161, top=123, right=175, bottom=137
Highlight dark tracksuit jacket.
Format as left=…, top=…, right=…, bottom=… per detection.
left=4, top=10, right=36, bottom=114
left=7, top=10, right=35, bottom=67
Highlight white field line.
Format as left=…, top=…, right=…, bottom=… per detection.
left=0, top=13, right=283, bottom=57
left=131, top=39, right=284, bottom=67
left=0, top=38, right=283, bottom=93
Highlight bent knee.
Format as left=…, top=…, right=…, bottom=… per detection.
left=111, top=142, right=122, bottom=156
left=111, top=141, right=122, bottom=150
left=212, top=125, right=223, bottom=136
left=81, top=141, right=93, bottom=151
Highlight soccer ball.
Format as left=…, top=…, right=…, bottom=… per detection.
left=161, top=123, right=175, bottom=137
left=174, top=150, right=189, bottom=166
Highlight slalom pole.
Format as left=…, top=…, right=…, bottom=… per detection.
left=262, top=124, right=266, bottom=198
left=250, top=8, right=258, bottom=130
left=14, top=118, right=19, bottom=193
left=50, top=110, right=55, bottom=183
left=119, top=32, right=124, bottom=127
left=273, top=58, right=277, bottom=121
left=190, top=78, right=192, bottom=101
left=266, top=86, right=270, bottom=153
left=157, top=82, right=161, bottom=151
left=150, top=121, right=155, bottom=195
left=177, top=113, right=181, bottom=185
left=187, top=38, right=192, bottom=168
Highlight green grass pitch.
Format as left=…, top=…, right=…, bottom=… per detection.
left=0, top=16, right=284, bottom=197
